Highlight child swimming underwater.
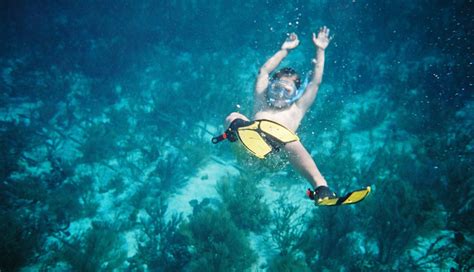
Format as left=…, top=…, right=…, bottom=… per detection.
left=214, top=27, right=339, bottom=203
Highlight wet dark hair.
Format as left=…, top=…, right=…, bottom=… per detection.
left=271, top=67, right=301, bottom=89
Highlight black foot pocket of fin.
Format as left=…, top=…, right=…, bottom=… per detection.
left=211, top=118, right=253, bottom=144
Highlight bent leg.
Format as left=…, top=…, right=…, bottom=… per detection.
left=284, top=141, right=328, bottom=189
left=225, top=112, right=250, bottom=128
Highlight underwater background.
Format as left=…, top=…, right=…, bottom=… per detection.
left=1, top=0, right=472, bottom=271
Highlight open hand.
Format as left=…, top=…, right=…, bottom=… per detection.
left=313, top=26, right=331, bottom=50
left=281, top=33, right=300, bottom=50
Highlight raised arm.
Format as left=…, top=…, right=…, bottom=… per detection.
left=296, top=26, right=331, bottom=111
left=255, top=33, right=300, bottom=96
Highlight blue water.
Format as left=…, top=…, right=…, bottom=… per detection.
left=1, top=1, right=472, bottom=271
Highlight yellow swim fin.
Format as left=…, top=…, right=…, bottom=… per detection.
left=212, top=119, right=299, bottom=159
left=237, top=129, right=272, bottom=158
left=314, top=186, right=371, bottom=206
left=236, top=119, right=298, bottom=158
left=258, top=119, right=299, bottom=144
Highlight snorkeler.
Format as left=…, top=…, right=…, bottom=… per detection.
left=213, top=27, right=370, bottom=205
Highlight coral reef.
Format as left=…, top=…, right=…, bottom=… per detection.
left=0, top=0, right=471, bottom=270
left=132, top=198, right=190, bottom=271
left=267, top=198, right=311, bottom=271
left=78, top=122, right=119, bottom=164
left=300, top=206, right=360, bottom=270
left=184, top=207, right=257, bottom=271
left=216, top=173, right=271, bottom=233
left=52, top=221, right=127, bottom=271
left=360, top=179, right=442, bottom=268
left=0, top=208, right=45, bottom=271
left=0, top=122, right=35, bottom=181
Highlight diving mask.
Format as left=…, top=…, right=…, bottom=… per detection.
left=268, top=80, right=297, bottom=99
left=266, top=74, right=310, bottom=108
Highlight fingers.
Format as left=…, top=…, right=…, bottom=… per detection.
left=289, top=32, right=297, bottom=41
left=319, top=26, right=330, bottom=35
left=286, top=32, right=298, bottom=42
